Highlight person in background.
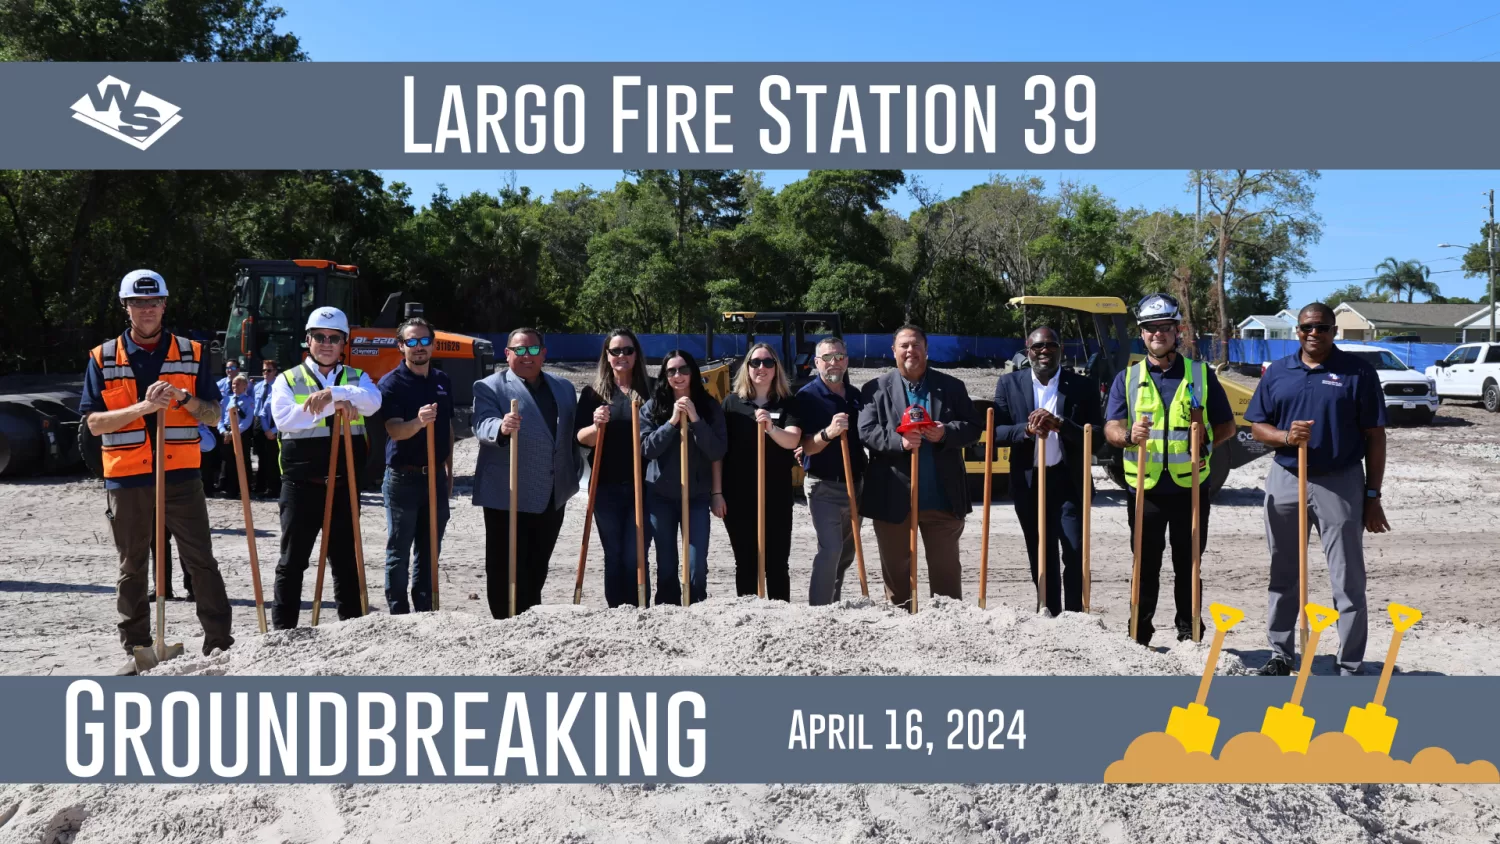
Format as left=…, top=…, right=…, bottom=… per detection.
left=640, top=350, right=726, bottom=606
left=216, top=359, right=239, bottom=402
left=718, top=343, right=803, bottom=602
left=472, top=328, right=580, bottom=619
left=252, top=359, right=281, bottom=499
left=575, top=328, right=655, bottom=608
left=217, top=374, right=255, bottom=499
left=797, top=337, right=867, bottom=606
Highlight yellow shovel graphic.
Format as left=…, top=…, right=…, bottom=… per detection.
left=1165, top=602, right=1245, bottom=754
left=1343, top=603, right=1424, bottom=754
left=1260, top=603, right=1340, bottom=753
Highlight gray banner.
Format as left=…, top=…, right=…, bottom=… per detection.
left=5, top=676, right=1497, bottom=783
left=0, top=63, right=1495, bottom=168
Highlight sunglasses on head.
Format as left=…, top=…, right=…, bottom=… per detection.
left=1028, top=341, right=1060, bottom=352
left=607, top=346, right=636, bottom=357
left=1298, top=323, right=1334, bottom=335
left=818, top=352, right=848, bottom=363
left=309, top=332, right=344, bottom=345
left=747, top=358, right=777, bottom=369
left=508, top=344, right=542, bottom=356
left=665, top=365, right=691, bottom=377
left=403, top=336, right=432, bottom=348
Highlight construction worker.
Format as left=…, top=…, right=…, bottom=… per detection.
left=266, top=307, right=382, bottom=628
left=377, top=316, right=454, bottom=614
left=79, top=269, right=234, bottom=673
left=252, top=359, right=281, bottom=499
left=1104, top=293, right=1236, bottom=645
left=1247, top=302, right=1389, bottom=677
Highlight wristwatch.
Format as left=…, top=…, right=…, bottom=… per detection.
left=1365, top=488, right=1381, bottom=500
left=818, top=429, right=831, bottom=443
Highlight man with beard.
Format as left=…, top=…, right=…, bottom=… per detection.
left=796, top=336, right=867, bottom=605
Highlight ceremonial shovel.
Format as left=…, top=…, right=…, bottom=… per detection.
left=132, top=410, right=185, bottom=672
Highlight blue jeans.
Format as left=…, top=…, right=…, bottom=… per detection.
left=648, top=490, right=710, bottom=606
left=382, top=466, right=450, bottom=614
left=593, top=482, right=653, bottom=608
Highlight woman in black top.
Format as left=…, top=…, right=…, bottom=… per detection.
left=717, top=343, right=803, bottom=601
left=575, top=329, right=653, bottom=607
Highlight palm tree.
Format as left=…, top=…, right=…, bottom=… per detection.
left=1366, top=257, right=1439, bottom=303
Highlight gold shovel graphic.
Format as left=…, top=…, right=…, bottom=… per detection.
left=1343, top=603, right=1424, bottom=754
left=1260, top=603, right=1340, bottom=753
left=1165, top=602, right=1245, bottom=754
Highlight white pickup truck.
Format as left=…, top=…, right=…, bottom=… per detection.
left=1336, top=344, right=1441, bottom=423
left=1424, top=342, right=1500, bottom=413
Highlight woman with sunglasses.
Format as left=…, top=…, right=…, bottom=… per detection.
left=576, top=329, right=655, bottom=607
left=640, top=350, right=727, bottom=606
left=718, top=343, right=803, bottom=601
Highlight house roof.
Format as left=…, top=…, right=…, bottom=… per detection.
left=1238, top=314, right=1292, bottom=330
left=1457, top=303, right=1500, bottom=327
left=1333, top=301, right=1484, bottom=328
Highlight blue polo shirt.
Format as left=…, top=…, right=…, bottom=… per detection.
left=79, top=332, right=221, bottom=490
left=795, top=376, right=866, bottom=483
left=377, top=361, right=454, bottom=469
left=1245, top=346, right=1386, bottom=475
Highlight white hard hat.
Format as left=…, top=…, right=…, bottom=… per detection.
left=1135, top=293, right=1182, bottom=324
left=119, top=269, right=168, bottom=299
left=305, top=307, right=350, bottom=334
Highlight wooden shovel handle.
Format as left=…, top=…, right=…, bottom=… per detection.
left=979, top=408, right=993, bottom=610
left=908, top=444, right=919, bottom=614
left=427, top=419, right=440, bottom=612
left=340, top=413, right=368, bottom=617
left=840, top=433, right=868, bottom=599
left=228, top=405, right=268, bottom=634
left=632, top=398, right=645, bottom=608
left=574, top=420, right=605, bottom=604
left=508, top=399, right=519, bottom=618
left=1036, top=429, right=1047, bottom=614
left=310, top=413, right=342, bottom=627
left=1081, top=423, right=1091, bottom=614
left=155, top=410, right=167, bottom=661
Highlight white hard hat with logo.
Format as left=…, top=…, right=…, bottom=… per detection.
left=118, top=269, right=168, bottom=299
left=1135, top=293, right=1182, bottom=324
left=305, top=307, right=350, bottom=335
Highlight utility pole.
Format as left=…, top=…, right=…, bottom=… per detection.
left=1489, top=189, right=1496, bottom=343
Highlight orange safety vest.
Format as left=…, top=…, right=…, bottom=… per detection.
left=89, top=333, right=203, bottom=478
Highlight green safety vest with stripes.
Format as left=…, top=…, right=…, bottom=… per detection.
left=1122, top=357, right=1212, bottom=490
left=278, top=362, right=368, bottom=479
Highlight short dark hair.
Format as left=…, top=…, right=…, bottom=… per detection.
left=1299, top=303, right=1336, bottom=324
left=507, top=327, right=544, bottom=347
left=1027, top=326, right=1060, bottom=344
left=397, top=317, right=434, bottom=341
left=893, top=324, right=927, bottom=344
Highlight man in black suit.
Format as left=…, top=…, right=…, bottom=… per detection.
left=992, top=326, right=1103, bottom=616
left=857, top=325, right=981, bottom=611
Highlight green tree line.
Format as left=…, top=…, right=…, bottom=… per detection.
left=0, top=1, right=1323, bottom=372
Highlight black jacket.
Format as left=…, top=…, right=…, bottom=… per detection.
left=856, top=368, right=981, bottom=523
left=991, top=368, right=1103, bottom=500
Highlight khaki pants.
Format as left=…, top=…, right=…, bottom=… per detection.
left=872, top=510, right=965, bottom=610
left=106, top=478, right=234, bottom=655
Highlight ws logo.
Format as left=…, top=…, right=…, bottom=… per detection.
left=69, top=76, right=184, bottom=150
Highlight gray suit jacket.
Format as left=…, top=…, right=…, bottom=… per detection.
left=856, top=368, right=980, bottom=523
left=472, top=369, right=581, bottom=513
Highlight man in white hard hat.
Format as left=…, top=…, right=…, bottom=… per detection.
left=265, top=307, right=382, bottom=628
left=1104, top=292, right=1236, bottom=646
left=79, top=270, right=236, bottom=673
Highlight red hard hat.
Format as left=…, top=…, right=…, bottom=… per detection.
left=896, top=404, right=938, bottom=433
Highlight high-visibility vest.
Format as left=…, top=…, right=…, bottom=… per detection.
left=1122, top=357, right=1212, bottom=490
left=89, top=334, right=203, bottom=479
left=277, top=362, right=368, bottom=481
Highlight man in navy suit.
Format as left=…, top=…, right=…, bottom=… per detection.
left=991, top=327, right=1103, bottom=615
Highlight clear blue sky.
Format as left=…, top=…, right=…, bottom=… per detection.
left=280, top=0, right=1500, bottom=305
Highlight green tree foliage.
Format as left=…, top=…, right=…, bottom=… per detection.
left=1326, top=284, right=1385, bottom=309
left=1366, top=257, right=1438, bottom=303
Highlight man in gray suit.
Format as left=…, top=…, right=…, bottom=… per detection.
left=857, top=325, right=980, bottom=610
left=473, top=327, right=580, bottom=618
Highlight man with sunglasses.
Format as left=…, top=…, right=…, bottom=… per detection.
left=1246, top=302, right=1388, bottom=677
left=265, top=307, right=383, bottom=628
left=80, top=270, right=235, bottom=673
left=993, top=327, right=1104, bottom=616
left=1105, top=293, right=1236, bottom=645
left=797, top=337, right=868, bottom=605
left=472, top=327, right=580, bottom=618
left=376, top=317, right=454, bottom=614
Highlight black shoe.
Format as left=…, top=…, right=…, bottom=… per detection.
left=146, top=590, right=174, bottom=602
left=1258, top=656, right=1294, bottom=676
left=1176, top=630, right=1192, bottom=643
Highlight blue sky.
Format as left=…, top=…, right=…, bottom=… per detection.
left=281, top=0, right=1500, bottom=305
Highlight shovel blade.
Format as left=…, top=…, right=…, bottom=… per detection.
left=1261, top=703, right=1315, bottom=754
left=1343, top=703, right=1398, bottom=755
left=1165, top=702, right=1219, bottom=755
left=131, top=642, right=185, bottom=674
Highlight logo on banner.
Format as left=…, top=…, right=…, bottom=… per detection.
left=69, top=76, right=184, bottom=150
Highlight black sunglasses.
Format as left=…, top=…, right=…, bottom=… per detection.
left=403, top=336, right=432, bottom=348
left=665, top=365, right=692, bottom=377
left=308, top=332, right=344, bottom=345
left=1028, top=342, right=1060, bottom=352
left=747, top=358, right=777, bottom=369
left=607, top=346, right=637, bottom=357
left=1298, top=323, right=1334, bottom=335
left=508, top=344, right=542, bottom=356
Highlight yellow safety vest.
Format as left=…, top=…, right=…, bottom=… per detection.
left=278, top=362, right=367, bottom=474
left=1122, top=357, right=1212, bottom=490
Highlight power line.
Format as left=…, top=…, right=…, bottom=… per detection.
left=1419, top=9, right=1500, bottom=43
left=1286, top=267, right=1469, bottom=285
left=1300, top=256, right=1462, bottom=274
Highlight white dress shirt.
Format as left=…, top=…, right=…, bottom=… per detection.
left=269, top=360, right=383, bottom=433
left=1031, top=369, right=1061, bottom=467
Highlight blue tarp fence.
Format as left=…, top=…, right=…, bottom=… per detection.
left=1225, top=339, right=1457, bottom=372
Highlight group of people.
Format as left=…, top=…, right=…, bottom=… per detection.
left=83, top=269, right=1391, bottom=680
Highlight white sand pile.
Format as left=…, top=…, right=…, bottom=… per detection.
left=6, top=599, right=1500, bottom=843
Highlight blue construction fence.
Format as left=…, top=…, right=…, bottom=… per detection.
left=1225, top=339, right=1458, bottom=372
left=478, top=332, right=1115, bottom=365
